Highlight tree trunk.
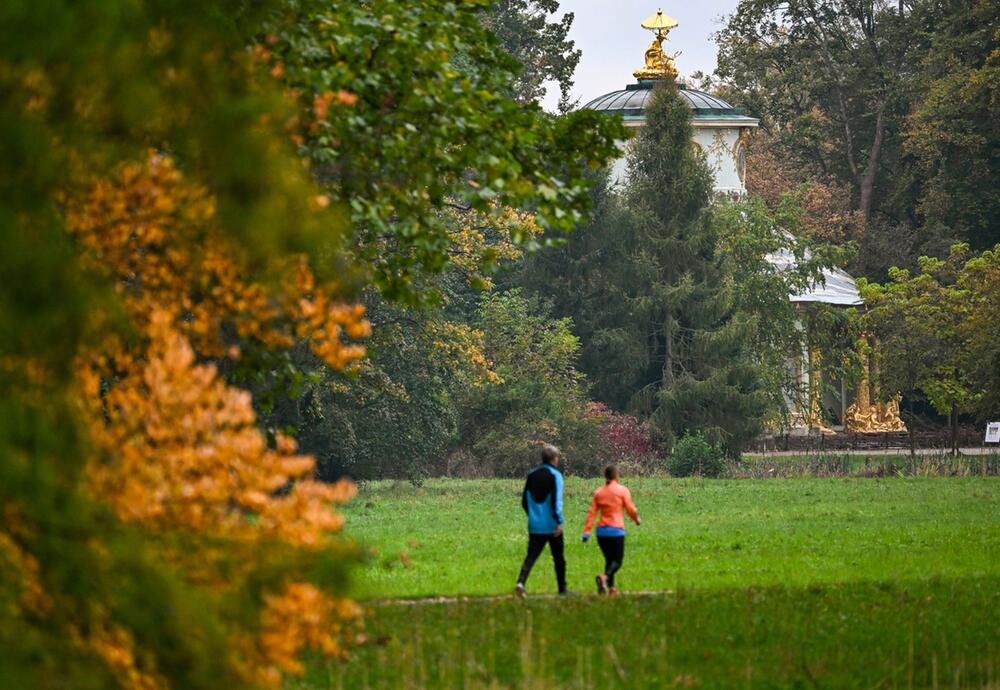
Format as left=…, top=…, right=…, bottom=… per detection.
left=663, top=313, right=675, bottom=388
left=950, top=403, right=959, bottom=456
left=858, top=104, right=887, bottom=222
left=908, top=396, right=916, bottom=458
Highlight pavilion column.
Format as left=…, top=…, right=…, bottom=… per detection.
left=869, top=337, right=882, bottom=407
left=809, top=348, right=832, bottom=433
left=854, top=352, right=872, bottom=419
left=845, top=345, right=874, bottom=432
left=840, top=377, right=847, bottom=427
left=799, top=339, right=809, bottom=423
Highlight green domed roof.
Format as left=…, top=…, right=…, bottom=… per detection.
left=583, top=80, right=757, bottom=124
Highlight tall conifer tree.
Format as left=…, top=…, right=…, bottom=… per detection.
left=524, top=83, right=768, bottom=454
left=623, top=83, right=766, bottom=453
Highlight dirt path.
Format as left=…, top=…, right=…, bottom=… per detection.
left=371, top=590, right=674, bottom=606
left=744, top=446, right=996, bottom=457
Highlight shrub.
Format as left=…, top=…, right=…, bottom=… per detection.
left=586, top=402, right=663, bottom=476
left=669, top=432, right=725, bottom=478
left=457, top=290, right=599, bottom=477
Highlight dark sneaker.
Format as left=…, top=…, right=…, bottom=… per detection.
left=595, top=574, right=608, bottom=595
left=558, top=589, right=576, bottom=597
left=514, top=582, right=526, bottom=598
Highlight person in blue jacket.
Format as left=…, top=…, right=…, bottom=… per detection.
left=515, top=443, right=568, bottom=596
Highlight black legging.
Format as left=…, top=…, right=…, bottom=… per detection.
left=517, top=533, right=566, bottom=593
left=597, top=535, right=625, bottom=588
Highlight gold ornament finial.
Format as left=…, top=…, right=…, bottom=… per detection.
left=641, top=8, right=679, bottom=33
left=634, top=8, right=681, bottom=80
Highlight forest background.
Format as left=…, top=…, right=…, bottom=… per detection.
left=279, top=0, right=1000, bottom=481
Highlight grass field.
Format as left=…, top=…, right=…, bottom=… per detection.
left=300, top=477, right=1000, bottom=688
left=343, top=477, right=1000, bottom=598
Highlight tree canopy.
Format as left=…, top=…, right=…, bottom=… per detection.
left=860, top=242, right=1000, bottom=451
left=268, top=0, right=624, bottom=303
left=717, top=0, right=1000, bottom=277
left=484, top=0, right=582, bottom=106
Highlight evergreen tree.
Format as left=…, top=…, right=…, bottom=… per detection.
left=515, top=173, right=644, bottom=409
left=622, top=83, right=767, bottom=454
left=524, top=83, right=769, bottom=455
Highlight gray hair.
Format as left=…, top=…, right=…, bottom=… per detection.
left=540, top=443, right=560, bottom=464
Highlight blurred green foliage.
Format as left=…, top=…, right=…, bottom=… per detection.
left=0, top=0, right=623, bottom=686
left=1, top=0, right=347, bottom=686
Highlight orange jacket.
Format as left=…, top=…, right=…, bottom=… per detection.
left=583, top=480, right=639, bottom=534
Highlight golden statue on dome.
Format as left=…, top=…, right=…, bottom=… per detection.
left=633, top=8, right=681, bottom=80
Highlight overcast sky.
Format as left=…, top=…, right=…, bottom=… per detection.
left=541, top=0, right=741, bottom=111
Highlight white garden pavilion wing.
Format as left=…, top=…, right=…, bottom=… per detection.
left=765, top=245, right=863, bottom=307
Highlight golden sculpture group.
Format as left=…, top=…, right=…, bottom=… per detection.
left=843, top=342, right=907, bottom=433
left=810, top=348, right=906, bottom=434
left=633, top=9, right=680, bottom=80
left=845, top=380, right=907, bottom=433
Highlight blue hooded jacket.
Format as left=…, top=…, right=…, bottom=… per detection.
left=521, top=463, right=564, bottom=534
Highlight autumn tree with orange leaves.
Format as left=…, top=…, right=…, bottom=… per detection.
left=1, top=1, right=622, bottom=689
left=2, top=1, right=369, bottom=683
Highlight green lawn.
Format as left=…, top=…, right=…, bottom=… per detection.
left=299, top=477, right=1000, bottom=689
left=343, top=477, right=1000, bottom=598
left=300, top=579, right=1000, bottom=689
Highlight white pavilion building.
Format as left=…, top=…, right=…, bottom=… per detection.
left=585, top=82, right=757, bottom=195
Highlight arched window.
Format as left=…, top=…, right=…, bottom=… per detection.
left=733, top=137, right=747, bottom=185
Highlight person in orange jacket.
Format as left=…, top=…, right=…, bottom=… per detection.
left=582, top=465, right=640, bottom=595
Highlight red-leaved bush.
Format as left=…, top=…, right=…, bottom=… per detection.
left=586, top=402, right=663, bottom=474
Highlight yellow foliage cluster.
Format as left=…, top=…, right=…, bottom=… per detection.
left=64, top=153, right=370, bottom=369
left=404, top=203, right=541, bottom=390
left=0, top=527, right=51, bottom=618
left=255, top=582, right=362, bottom=682
left=83, top=310, right=357, bottom=546
left=60, top=153, right=368, bottom=688
left=442, top=203, right=542, bottom=290
left=83, top=619, right=165, bottom=690
left=427, top=321, right=502, bottom=386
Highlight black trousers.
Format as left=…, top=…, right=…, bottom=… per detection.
left=517, top=533, right=566, bottom=593
left=597, top=535, right=625, bottom=588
